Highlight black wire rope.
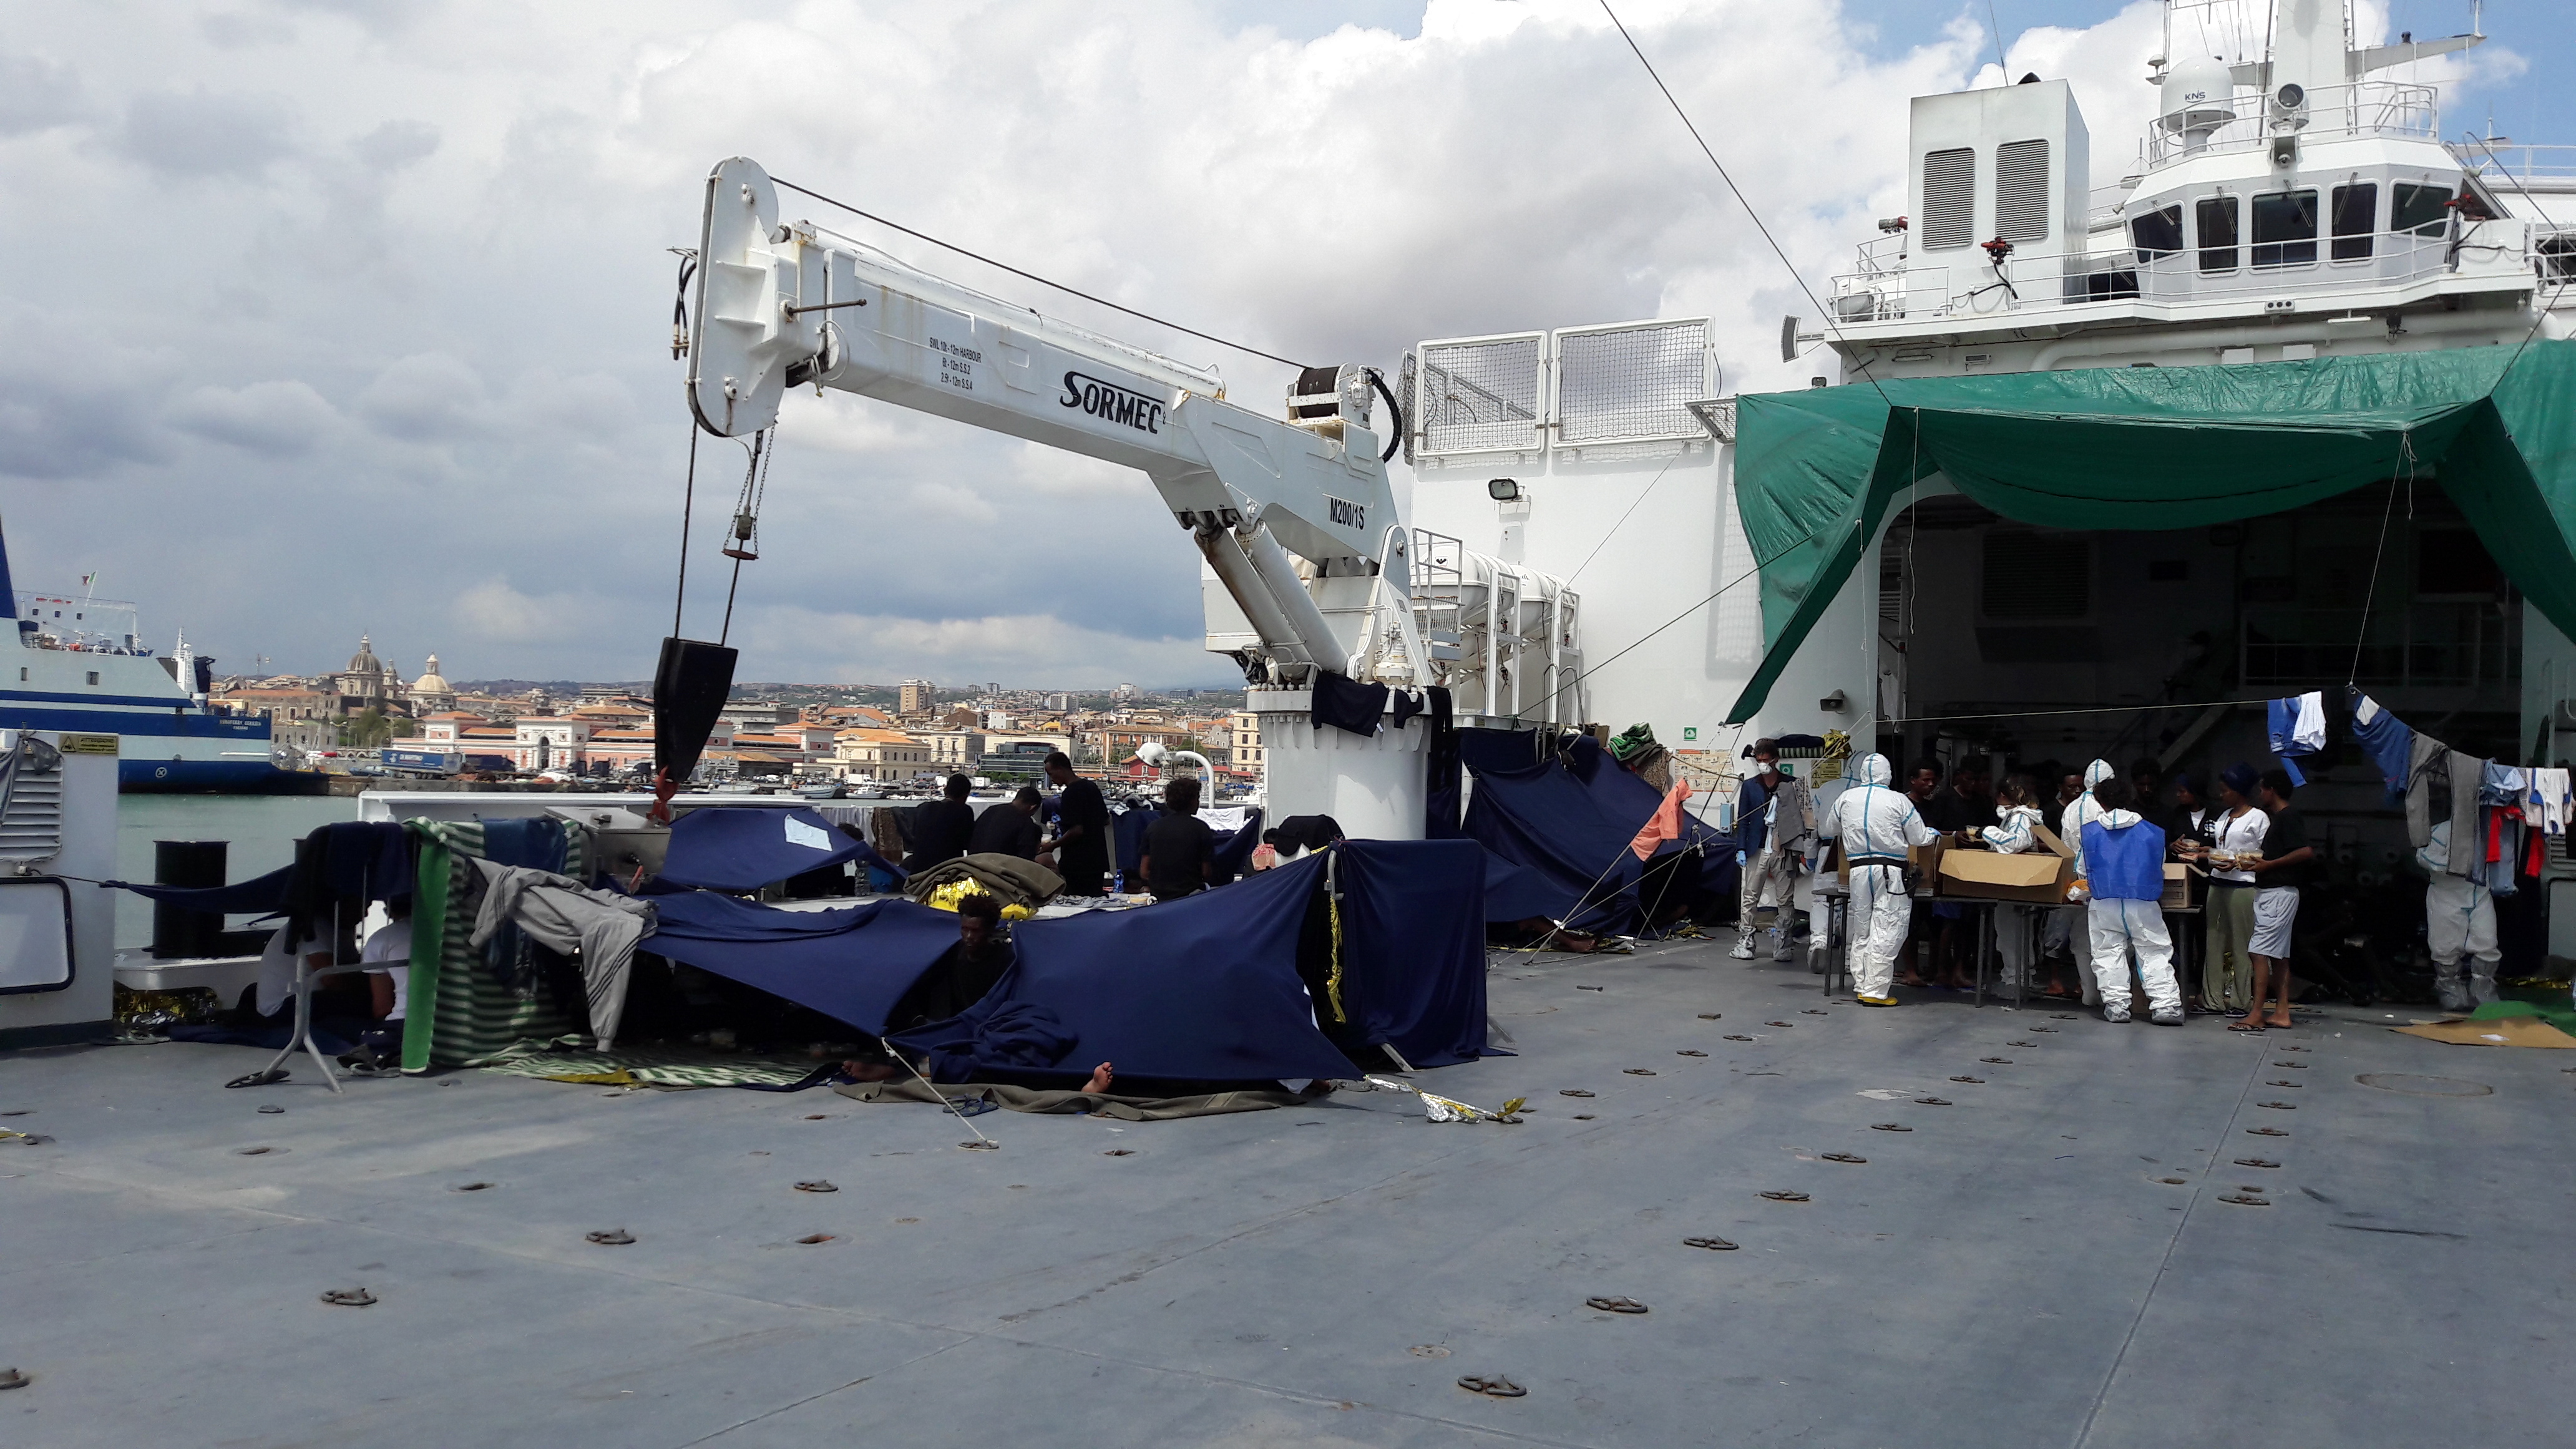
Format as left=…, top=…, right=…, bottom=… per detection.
left=769, top=176, right=1312, bottom=373
left=719, top=427, right=772, bottom=646
left=1367, top=368, right=1404, bottom=462
left=671, top=421, right=700, bottom=638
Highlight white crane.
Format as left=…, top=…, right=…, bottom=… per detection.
left=681, top=157, right=1579, bottom=837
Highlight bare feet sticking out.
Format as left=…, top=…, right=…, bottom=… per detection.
left=1084, top=1061, right=1115, bottom=1095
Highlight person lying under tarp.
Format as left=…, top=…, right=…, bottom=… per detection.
left=839, top=894, right=1121, bottom=1091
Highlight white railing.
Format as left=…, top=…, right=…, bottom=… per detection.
left=2145, top=80, right=2438, bottom=170
left=1410, top=319, right=1717, bottom=461
left=1829, top=218, right=2550, bottom=324
left=2453, top=142, right=2576, bottom=194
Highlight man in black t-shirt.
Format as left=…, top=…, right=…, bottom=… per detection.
left=1042, top=753, right=1109, bottom=895
left=903, top=774, right=977, bottom=874
left=2241, top=770, right=2316, bottom=1030
left=1140, top=776, right=1215, bottom=902
left=967, top=786, right=1043, bottom=859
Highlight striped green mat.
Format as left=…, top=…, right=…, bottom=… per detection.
left=478, top=1041, right=827, bottom=1089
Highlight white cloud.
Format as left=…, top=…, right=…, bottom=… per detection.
left=167, top=380, right=340, bottom=454
left=113, top=87, right=298, bottom=177
left=0, top=53, right=88, bottom=136
left=355, top=352, right=489, bottom=441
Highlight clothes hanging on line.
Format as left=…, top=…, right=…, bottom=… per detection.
left=2266, top=693, right=2326, bottom=785
left=2529, top=768, right=2572, bottom=836
left=1308, top=670, right=1388, bottom=737
left=466, top=858, right=655, bottom=1050
left=2405, top=734, right=2451, bottom=848
left=2351, top=693, right=2414, bottom=803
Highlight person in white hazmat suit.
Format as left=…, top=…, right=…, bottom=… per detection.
left=2057, top=759, right=2119, bottom=1007
left=1825, top=753, right=1941, bottom=1005
left=2416, top=819, right=2499, bottom=1011
left=2075, top=776, right=2186, bottom=1024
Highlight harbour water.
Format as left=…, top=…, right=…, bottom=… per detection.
left=110, top=794, right=356, bottom=950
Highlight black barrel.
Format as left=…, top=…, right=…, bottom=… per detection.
left=150, top=839, right=228, bottom=960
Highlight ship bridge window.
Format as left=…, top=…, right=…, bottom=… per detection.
left=2252, top=189, right=2320, bottom=267
left=1994, top=139, right=2051, bottom=243
left=2331, top=183, right=2378, bottom=261
left=2196, top=197, right=2240, bottom=273
left=1922, top=147, right=1976, bottom=250
left=2392, top=182, right=2453, bottom=235
left=2130, top=203, right=2183, bottom=262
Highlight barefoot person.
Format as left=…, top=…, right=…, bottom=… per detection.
left=2237, top=769, right=2315, bottom=1030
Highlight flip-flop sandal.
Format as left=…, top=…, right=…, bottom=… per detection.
left=2226, top=1022, right=2268, bottom=1033
left=319, top=1288, right=376, bottom=1307
left=1585, top=1296, right=1649, bottom=1314
left=1682, top=1236, right=1739, bottom=1249
left=1456, top=1373, right=1526, bottom=1398
left=225, top=1068, right=290, bottom=1090
left=1822, top=1152, right=1866, bottom=1164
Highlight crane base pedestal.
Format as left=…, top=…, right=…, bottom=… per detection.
left=1247, top=690, right=1429, bottom=842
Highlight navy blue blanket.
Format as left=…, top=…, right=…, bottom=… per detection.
left=1460, top=734, right=1730, bottom=933
left=660, top=806, right=867, bottom=893
left=891, top=852, right=1355, bottom=1084
left=643, top=891, right=960, bottom=1036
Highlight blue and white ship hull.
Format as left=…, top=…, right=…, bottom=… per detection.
left=2, top=520, right=323, bottom=794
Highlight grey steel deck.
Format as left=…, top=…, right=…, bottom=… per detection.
left=4, top=932, right=2568, bottom=1448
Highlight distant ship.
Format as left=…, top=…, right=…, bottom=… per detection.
left=1, top=517, right=320, bottom=793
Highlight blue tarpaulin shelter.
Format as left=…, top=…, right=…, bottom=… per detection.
left=1334, top=840, right=1488, bottom=1068
left=644, top=891, right=960, bottom=1036
left=660, top=806, right=870, bottom=893
left=1458, top=732, right=1732, bottom=933
left=891, top=854, right=1357, bottom=1084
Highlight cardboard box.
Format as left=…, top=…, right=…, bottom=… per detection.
left=2157, top=862, right=2204, bottom=912
left=1936, top=824, right=2076, bottom=905
left=1824, top=838, right=1944, bottom=886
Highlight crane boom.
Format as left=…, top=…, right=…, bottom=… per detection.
left=685, top=157, right=1413, bottom=686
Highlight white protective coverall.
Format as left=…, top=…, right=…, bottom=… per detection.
left=2058, top=759, right=2119, bottom=1005
left=1825, top=754, right=1941, bottom=1000
left=2081, top=807, right=2185, bottom=1022
left=1978, top=803, right=2047, bottom=988
left=2417, top=821, right=2498, bottom=1010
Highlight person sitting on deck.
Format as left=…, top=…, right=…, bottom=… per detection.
left=1139, top=776, right=1214, bottom=902
left=840, top=894, right=1115, bottom=1093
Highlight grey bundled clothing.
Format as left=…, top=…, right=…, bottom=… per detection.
left=2447, top=751, right=2486, bottom=877
left=468, top=858, right=655, bottom=1049
left=1768, top=777, right=1819, bottom=855
left=2404, top=735, right=2449, bottom=848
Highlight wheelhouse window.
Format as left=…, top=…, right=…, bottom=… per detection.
left=2252, top=189, right=2320, bottom=267
left=2331, top=183, right=2378, bottom=261
left=2130, top=203, right=2183, bottom=263
left=2196, top=196, right=2240, bottom=273
left=2392, top=182, right=2453, bottom=235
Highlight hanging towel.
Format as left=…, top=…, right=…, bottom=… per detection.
left=1308, top=670, right=1388, bottom=737
left=2351, top=693, right=2413, bottom=803
left=467, top=859, right=655, bottom=1049
left=2446, top=752, right=2486, bottom=877
left=2267, top=694, right=2326, bottom=786
left=1390, top=689, right=1425, bottom=729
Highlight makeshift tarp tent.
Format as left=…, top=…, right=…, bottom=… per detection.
left=1727, top=341, right=2576, bottom=720
left=1460, top=731, right=1731, bottom=932
left=1332, top=840, right=1488, bottom=1068
left=658, top=805, right=876, bottom=892
left=890, top=853, right=1358, bottom=1084
left=642, top=891, right=962, bottom=1037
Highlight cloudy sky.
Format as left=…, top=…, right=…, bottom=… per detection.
left=1, top=1, right=2549, bottom=689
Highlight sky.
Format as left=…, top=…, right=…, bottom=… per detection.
left=0, top=1, right=2552, bottom=690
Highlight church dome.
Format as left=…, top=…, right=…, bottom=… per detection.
left=412, top=653, right=452, bottom=695
left=345, top=633, right=384, bottom=675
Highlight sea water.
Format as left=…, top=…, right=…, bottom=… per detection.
left=113, top=794, right=359, bottom=950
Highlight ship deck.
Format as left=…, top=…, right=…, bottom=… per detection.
left=3, top=931, right=2568, bottom=1448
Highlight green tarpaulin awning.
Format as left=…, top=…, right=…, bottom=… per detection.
left=1725, top=339, right=2576, bottom=723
